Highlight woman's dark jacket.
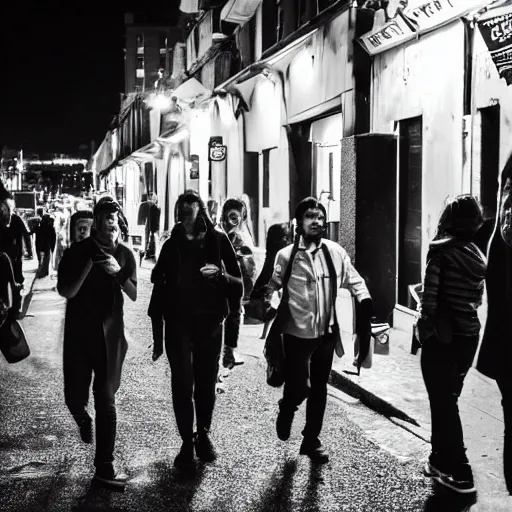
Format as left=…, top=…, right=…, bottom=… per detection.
left=148, top=223, right=243, bottom=322
left=477, top=163, right=512, bottom=380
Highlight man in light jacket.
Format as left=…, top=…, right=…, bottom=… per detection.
left=269, top=197, right=373, bottom=463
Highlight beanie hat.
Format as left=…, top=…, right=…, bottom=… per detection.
left=0, top=181, right=12, bottom=202
left=294, top=197, right=327, bottom=223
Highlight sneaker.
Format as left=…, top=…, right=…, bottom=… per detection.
left=434, top=473, right=476, bottom=494
left=423, top=461, right=450, bottom=479
left=78, top=415, right=93, bottom=444
left=194, top=431, right=217, bottom=462
left=94, top=464, right=128, bottom=490
left=174, top=441, right=195, bottom=469
left=299, top=438, right=329, bottom=464
left=276, top=405, right=295, bottom=441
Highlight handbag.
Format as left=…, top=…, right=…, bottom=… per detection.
left=263, top=243, right=298, bottom=387
left=372, top=322, right=390, bottom=355
left=0, top=317, right=30, bottom=363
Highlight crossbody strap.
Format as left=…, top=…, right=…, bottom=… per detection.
left=320, top=243, right=340, bottom=330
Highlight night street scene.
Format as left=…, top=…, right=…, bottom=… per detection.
left=3, top=1, right=512, bottom=511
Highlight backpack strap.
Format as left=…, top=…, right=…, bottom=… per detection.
left=320, top=243, right=340, bottom=332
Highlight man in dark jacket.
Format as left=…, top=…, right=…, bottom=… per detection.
left=477, top=154, right=512, bottom=495
left=0, top=182, right=33, bottom=316
left=57, top=198, right=137, bottom=489
left=149, top=190, right=242, bottom=469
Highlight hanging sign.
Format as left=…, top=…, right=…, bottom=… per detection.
left=209, top=137, right=227, bottom=162
left=359, top=0, right=492, bottom=56
left=478, top=10, right=512, bottom=85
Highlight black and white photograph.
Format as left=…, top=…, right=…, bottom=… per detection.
left=1, top=0, right=512, bottom=510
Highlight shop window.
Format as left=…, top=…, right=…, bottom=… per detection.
left=136, top=56, right=144, bottom=69
left=262, top=0, right=278, bottom=51
left=136, top=34, right=144, bottom=54
left=263, top=149, right=270, bottom=208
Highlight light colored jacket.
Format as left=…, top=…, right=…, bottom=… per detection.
left=270, top=238, right=371, bottom=339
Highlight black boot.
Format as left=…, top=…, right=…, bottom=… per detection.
left=174, top=440, right=195, bottom=469
left=194, top=430, right=217, bottom=462
left=299, top=437, right=329, bottom=464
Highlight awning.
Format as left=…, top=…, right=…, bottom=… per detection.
left=221, top=0, right=263, bottom=26
left=173, top=77, right=211, bottom=103
left=180, top=0, right=199, bottom=13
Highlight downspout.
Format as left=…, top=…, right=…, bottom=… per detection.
left=470, top=16, right=478, bottom=196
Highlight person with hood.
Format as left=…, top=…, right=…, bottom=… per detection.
left=220, top=197, right=257, bottom=368
left=149, top=190, right=242, bottom=469
left=268, top=197, right=372, bottom=463
left=57, top=197, right=137, bottom=489
left=418, top=194, right=486, bottom=495
left=477, top=155, right=512, bottom=495
left=69, top=210, right=93, bottom=244
left=0, top=182, right=33, bottom=317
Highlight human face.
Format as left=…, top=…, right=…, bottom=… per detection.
left=226, top=208, right=242, bottom=231
left=75, top=219, right=92, bottom=242
left=301, top=208, right=325, bottom=238
left=98, top=212, right=119, bottom=242
left=178, top=201, right=200, bottom=230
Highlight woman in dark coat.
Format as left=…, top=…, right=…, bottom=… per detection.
left=476, top=154, right=512, bottom=494
left=149, top=190, right=243, bottom=470
left=57, top=198, right=137, bottom=489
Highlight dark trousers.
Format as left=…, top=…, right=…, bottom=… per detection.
left=165, top=315, right=224, bottom=441
left=421, top=334, right=479, bottom=472
left=281, top=333, right=336, bottom=441
left=63, top=336, right=117, bottom=469
left=224, top=308, right=241, bottom=349
left=497, top=378, right=512, bottom=494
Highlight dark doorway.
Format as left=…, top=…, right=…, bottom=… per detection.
left=398, top=116, right=423, bottom=308
left=244, top=152, right=260, bottom=246
left=480, top=105, right=500, bottom=219
left=288, top=123, right=313, bottom=219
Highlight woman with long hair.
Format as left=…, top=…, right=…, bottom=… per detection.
left=418, top=194, right=486, bottom=494
left=149, top=190, right=243, bottom=469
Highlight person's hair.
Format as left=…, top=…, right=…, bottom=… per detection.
left=294, top=197, right=327, bottom=235
left=221, top=198, right=246, bottom=223
left=253, top=223, right=292, bottom=292
left=37, top=208, right=43, bottom=217
left=174, top=190, right=215, bottom=232
left=436, top=194, right=484, bottom=240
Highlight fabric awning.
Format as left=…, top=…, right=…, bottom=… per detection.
left=173, top=77, right=211, bottom=103
left=179, top=0, right=199, bottom=13
left=221, top=0, right=263, bottom=26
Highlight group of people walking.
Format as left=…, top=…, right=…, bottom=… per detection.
left=3, top=162, right=512, bottom=500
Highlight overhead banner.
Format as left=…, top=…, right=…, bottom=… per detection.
left=221, top=0, right=263, bottom=26
left=478, top=9, right=512, bottom=85
left=359, top=0, right=493, bottom=56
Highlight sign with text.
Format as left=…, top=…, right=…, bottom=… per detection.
left=478, top=10, right=512, bottom=85
left=208, top=138, right=227, bottom=162
left=359, top=0, right=492, bottom=56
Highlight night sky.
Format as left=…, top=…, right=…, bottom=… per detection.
left=1, top=2, right=181, bottom=158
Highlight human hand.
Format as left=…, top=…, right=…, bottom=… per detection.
left=200, top=264, right=220, bottom=279
left=95, top=254, right=121, bottom=276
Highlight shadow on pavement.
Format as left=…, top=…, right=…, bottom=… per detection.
left=302, top=463, right=325, bottom=508
left=71, top=460, right=206, bottom=511
left=423, top=483, right=477, bottom=512
left=252, top=459, right=298, bottom=512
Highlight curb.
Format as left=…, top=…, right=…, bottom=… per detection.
left=328, top=367, right=431, bottom=443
